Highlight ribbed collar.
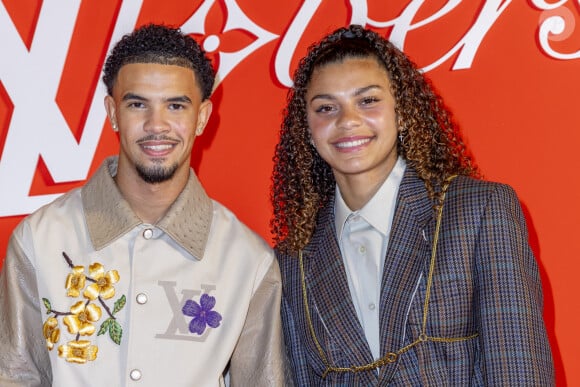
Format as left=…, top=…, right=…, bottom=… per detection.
left=81, top=157, right=212, bottom=260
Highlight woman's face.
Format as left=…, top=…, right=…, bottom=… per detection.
left=305, top=56, right=399, bottom=186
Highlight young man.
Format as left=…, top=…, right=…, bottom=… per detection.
left=0, top=24, right=288, bottom=386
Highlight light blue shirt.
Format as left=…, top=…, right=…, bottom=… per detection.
left=335, top=157, right=406, bottom=360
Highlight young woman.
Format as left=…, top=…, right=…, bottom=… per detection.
left=271, top=24, right=553, bottom=386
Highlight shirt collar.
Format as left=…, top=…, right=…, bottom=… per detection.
left=82, top=156, right=212, bottom=260
left=335, top=156, right=406, bottom=238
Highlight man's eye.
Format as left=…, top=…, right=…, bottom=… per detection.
left=127, top=102, right=145, bottom=108
left=169, top=103, right=185, bottom=110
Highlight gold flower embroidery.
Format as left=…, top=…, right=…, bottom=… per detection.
left=65, top=266, right=86, bottom=298
left=83, top=263, right=120, bottom=300
left=63, top=301, right=102, bottom=336
left=43, top=317, right=60, bottom=350
left=43, top=253, right=126, bottom=364
left=58, top=340, right=98, bottom=364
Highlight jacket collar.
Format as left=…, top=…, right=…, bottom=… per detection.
left=81, top=157, right=212, bottom=260
left=378, top=166, right=434, bottom=380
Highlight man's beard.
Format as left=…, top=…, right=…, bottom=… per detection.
left=136, top=162, right=178, bottom=184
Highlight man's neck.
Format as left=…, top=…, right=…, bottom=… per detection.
left=115, top=170, right=188, bottom=224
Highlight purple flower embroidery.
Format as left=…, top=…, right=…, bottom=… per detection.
left=182, top=294, right=222, bottom=335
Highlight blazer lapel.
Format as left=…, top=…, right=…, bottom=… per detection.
left=378, top=168, right=435, bottom=380
left=302, top=198, right=375, bottom=369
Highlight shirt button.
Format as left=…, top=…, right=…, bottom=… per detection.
left=369, top=303, right=376, bottom=311
left=136, top=293, right=148, bottom=305
left=358, top=245, right=366, bottom=254
left=143, top=228, right=153, bottom=239
left=130, top=369, right=142, bottom=381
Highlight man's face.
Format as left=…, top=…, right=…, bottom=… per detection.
left=104, top=62, right=212, bottom=185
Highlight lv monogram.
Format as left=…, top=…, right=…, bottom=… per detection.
left=155, top=281, right=217, bottom=342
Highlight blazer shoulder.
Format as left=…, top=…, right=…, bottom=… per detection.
left=441, top=176, right=523, bottom=225
left=448, top=176, right=518, bottom=202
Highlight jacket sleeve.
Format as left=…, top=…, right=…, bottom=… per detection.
left=474, top=184, right=554, bottom=385
left=0, top=230, right=52, bottom=386
left=281, top=287, right=318, bottom=386
left=229, top=258, right=292, bottom=386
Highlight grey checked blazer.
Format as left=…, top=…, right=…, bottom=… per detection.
left=278, top=167, right=554, bottom=386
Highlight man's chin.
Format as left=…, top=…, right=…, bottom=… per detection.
left=136, top=163, right=178, bottom=184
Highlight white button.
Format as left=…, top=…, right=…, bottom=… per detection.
left=136, top=293, right=148, bottom=304
left=143, top=229, right=153, bottom=239
left=130, top=369, right=142, bottom=381
left=369, top=303, right=376, bottom=310
left=358, top=245, right=366, bottom=254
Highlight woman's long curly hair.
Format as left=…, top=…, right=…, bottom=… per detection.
left=271, top=24, right=478, bottom=254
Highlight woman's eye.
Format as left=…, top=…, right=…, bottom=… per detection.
left=361, top=96, right=379, bottom=105
left=314, top=105, right=334, bottom=113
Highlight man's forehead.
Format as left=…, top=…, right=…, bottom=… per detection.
left=115, top=62, right=198, bottom=84
left=112, top=63, right=201, bottom=98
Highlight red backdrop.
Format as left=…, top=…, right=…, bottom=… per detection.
left=1, top=1, right=578, bottom=385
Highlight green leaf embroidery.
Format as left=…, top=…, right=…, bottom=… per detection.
left=109, top=320, right=123, bottom=345
left=98, top=318, right=112, bottom=336
left=42, top=298, right=52, bottom=314
left=112, top=295, right=126, bottom=315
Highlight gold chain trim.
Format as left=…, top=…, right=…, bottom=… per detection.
left=299, top=175, right=479, bottom=378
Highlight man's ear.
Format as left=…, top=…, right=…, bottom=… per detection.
left=195, top=99, right=213, bottom=136
left=104, top=95, right=118, bottom=132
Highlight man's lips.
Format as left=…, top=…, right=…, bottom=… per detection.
left=138, top=140, right=178, bottom=156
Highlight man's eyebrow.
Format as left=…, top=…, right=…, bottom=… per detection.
left=121, top=94, right=192, bottom=103
left=165, top=95, right=192, bottom=103
left=122, top=93, right=146, bottom=101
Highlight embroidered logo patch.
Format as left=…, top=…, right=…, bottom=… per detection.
left=182, top=293, right=222, bottom=335
left=41, top=252, right=126, bottom=364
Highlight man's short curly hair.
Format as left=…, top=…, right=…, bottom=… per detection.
left=102, top=23, right=215, bottom=100
left=271, top=24, right=478, bottom=253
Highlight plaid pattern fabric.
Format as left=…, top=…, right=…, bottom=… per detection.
left=278, top=167, right=554, bottom=386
